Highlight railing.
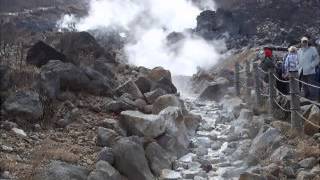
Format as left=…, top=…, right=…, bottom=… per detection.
left=234, top=61, right=320, bottom=134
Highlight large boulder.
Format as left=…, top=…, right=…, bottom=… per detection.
left=26, top=41, right=66, bottom=67
left=303, top=105, right=320, bottom=136
left=115, top=80, right=144, bottom=100
left=148, top=67, right=172, bottom=81
left=82, top=67, right=113, bottom=96
left=144, top=88, right=166, bottom=104
left=87, top=161, right=122, bottom=180
left=39, top=60, right=113, bottom=98
left=135, top=76, right=153, bottom=94
left=120, top=110, right=166, bottom=138
left=156, top=107, right=190, bottom=158
left=93, top=58, right=116, bottom=79
left=56, top=31, right=106, bottom=65
left=33, top=161, right=90, bottom=180
left=38, top=60, right=90, bottom=98
left=151, top=77, right=177, bottom=94
left=145, top=142, right=175, bottom=176
left=112, top=138, right=155, bottom=180
left=196, top=9, right=240, bottom=40
left=248, top=127, right=282, bottom=162
left=198, top=77, right=230, bottom=101
left=104, top=98, right=137, bottom=114
left=152, top=94, right=182, bottom=114
left=3, top=90, right=43, bottom=122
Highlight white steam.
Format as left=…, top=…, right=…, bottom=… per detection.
left=58, top=0, right=224, bottom=76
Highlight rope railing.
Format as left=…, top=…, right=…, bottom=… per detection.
left=295, top=111, right=320, bottom=129
left=296, top=94, right=320, bottom=106
left=294, top=78, right=320, bottom=89
left=273, top=98, right=291, bottom=112
left=274, top=86, right=289, bottom=99
left=272, top=73, right=290, bottom=83
left=235, top=61, right=320, bottom=132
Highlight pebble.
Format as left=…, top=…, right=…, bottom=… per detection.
left=11, top=128, right=27, bottom=137
left=160, top=169, right=182, bottom=180
left=1, top=145, right=14, bottom=152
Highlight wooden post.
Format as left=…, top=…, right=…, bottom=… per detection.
left=289, top=71, right=302, bottom=131
left=253, top=62, right=262, bottom=106
left=235, top=62, right=240, bottom=96
left=268, top=68, right=276, bottom=118
left=245, top=60, right=251, bottom=101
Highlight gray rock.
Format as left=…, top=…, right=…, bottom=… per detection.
left=93, top=59, right=115, bottom=79
left=97, top=127, right=120, bottom=147
left=87, top=161, right=122, bottom=180
left=160, top=169, right=182, bottom=180
left=38, top=60, right=107, bottom=98
left=145, top=142, right=174, bottom=176
left=26, top=41, right=67, bottom=67
left=105, top=98, right=137, bottom=113
left=183, top=113, right=201, bottom=135
left=82, top=67, right=113, bottom=96
left=198, top=78, right=230, bottom=101
left=270, top=145, right=296, bottom=162
left=112, top=138, right=155, bottom=180
left=97, top=147, right=114, bottom=165
left=3, top=90, right=43, bottom=122
left=98, top=118, right=126, bottom=136
left=144, top=88, right=166, bottom=104
left=135, top=76, right=152, bottom=94
left=296, top=171, right=317, bottom=180
left=152, top=94, right=181, bottom=114
left=134, top=98, right=147, bottom=111
left=156, top=107, right=190, bottom=158
left=120, top=110, right=166, bottom=138
left=151, top=77, right=177, bottom=94
left=148, top=67, right=172, bottom=81
left=230, top=139, right=252, bottom=161
left=249, top=127, right=282, bottom=161
left=299, top=157, right=317, bottom=169
left=33, top=161, right=89, bottom=180
left=115, top=80, right=144, bottom=100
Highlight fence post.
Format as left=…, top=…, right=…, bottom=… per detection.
left=235, top=62, right=240, bottom=96
left=253, top=62, right=262, bottom=106
left=289, top=71, right=302, bottom=131
left=268, top=68, right=276, bottom=117
left=245, top=60, right=251, bottom=101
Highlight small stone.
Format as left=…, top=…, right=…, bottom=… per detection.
left=11, top=128, right=27, bottom=137
left=1, top=145, right=13, bottom=152
left=160, top=169, right=182, bottom=180
left=299, top=157, right=317, bottom=169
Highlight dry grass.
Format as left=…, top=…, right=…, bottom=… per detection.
left=25, top=138, right=80, bottom=180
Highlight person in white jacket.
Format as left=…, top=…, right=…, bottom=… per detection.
left=298, top=37, right=320, bottom=100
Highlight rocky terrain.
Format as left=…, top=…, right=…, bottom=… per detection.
left=1, top=0, right=320, bottom=180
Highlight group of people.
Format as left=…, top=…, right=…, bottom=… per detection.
left=259, top=36, right=320, bottom=101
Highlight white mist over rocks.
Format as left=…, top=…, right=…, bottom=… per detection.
left=58, top=0, right=225, bottom=76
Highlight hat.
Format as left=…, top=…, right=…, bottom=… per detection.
left=301, top=37, right=309, bottom=42
left=288, top=46, right=297, bottom=52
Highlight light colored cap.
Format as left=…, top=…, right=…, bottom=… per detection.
left=301, top=37, right=309, bottom=41
left=288, top=46, right=297, bottom=52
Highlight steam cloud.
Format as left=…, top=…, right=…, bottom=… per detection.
left=58, top=0, right=225, bottom=76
